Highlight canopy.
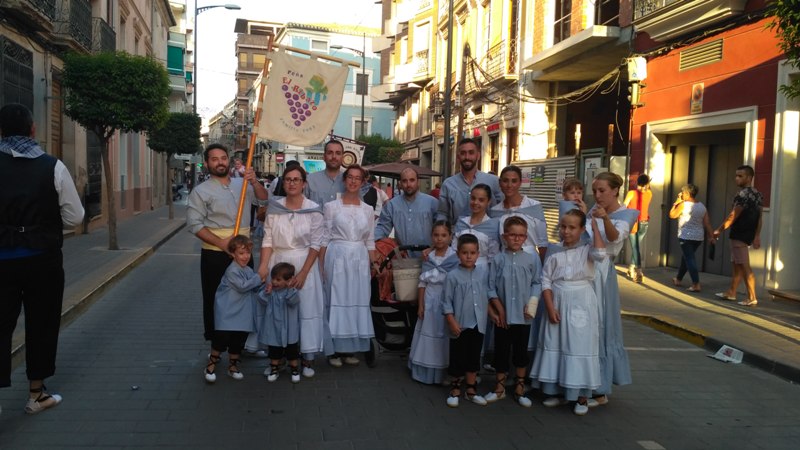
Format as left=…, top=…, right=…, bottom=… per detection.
left=362, top=162, right=441, bottom=178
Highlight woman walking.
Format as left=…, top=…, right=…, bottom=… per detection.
left=669, top=184, right=716, bottom=292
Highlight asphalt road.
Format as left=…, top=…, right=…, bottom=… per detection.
left=1, top=230, right=798, bottom=449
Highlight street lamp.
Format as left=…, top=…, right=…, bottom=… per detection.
left=331, top=33, right=367, bottom=139
left=193, top=2, right=241, bottom=114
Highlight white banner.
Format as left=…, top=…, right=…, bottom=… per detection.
left=258, top=51, right=348, bottom=146
left=328, top=134, right=366, bottom=167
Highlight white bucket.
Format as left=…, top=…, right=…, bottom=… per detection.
left=392, top=257, right=422, bottom=302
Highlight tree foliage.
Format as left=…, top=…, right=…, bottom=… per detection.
left=770, top=0, right=800, bottom=99
left=63, top=51, right=171, bottom=139
left=359, top=133, right=405, bottom=165
left=62, top=51, right=171, bottom=250
left=148, top=112, right=202, bottom=156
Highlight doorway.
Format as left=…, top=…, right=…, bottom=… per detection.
left=661, top=129, right=745, bottom=276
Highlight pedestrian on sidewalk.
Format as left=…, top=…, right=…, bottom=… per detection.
left=669, top=184, right=716, bottom=292
left=622, top=174, right=652, bottom=283
left=0, top=103, right=84, bottom=414
left=187, top=143, right=269, bottom=343
left=586, top=172, right=639, bottom=406
left=713, top=165, right=763, bottom=307
left=204, top=236, right=262, bottom=384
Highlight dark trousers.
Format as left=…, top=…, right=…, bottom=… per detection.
left=0, top=250, right=64, bottom=387
left=493, top=324, right=531, bottom=373
left=448, top=327, right=483, bottom=378
left=677, top=239, right=703, bottom=284
left=268, top=343, right=300, bottom=361
left=200, top=249, right=231, bottom=341
left=211, top=331, right=249, bottom=355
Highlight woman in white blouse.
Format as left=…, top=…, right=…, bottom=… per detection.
left=668, top=184, right=716, bottom=292
left=258, top=166, right=325, bottom=378
left=319, top=165, right=378, bottom=367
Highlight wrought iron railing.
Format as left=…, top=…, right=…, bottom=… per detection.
left=31, top=0, right=57, bottom=21
left=634, top=0, right=681, bottom=20
left=485, top=41, right=506, bottom=81
left=55, top=0, right=92, bottom=51
left=91, top=17, right=116, bottom=53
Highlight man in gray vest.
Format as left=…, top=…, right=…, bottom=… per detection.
left=0, top=103, right=84, bottom=414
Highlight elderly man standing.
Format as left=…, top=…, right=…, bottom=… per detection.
left=187, top=143, right=268, bottom=342
left=305, top=140, right=345, bottom=207
left=0, top=103, right=84, bottom=414
left=375, top=167, right=438, bottom=251
left=437, top=138, right=502, bottom=223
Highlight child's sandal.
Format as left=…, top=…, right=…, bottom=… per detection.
left=25, top=385, right=62, bottom=415
left=463, top=383, right=487, bottom=406
left=266, top=364, right=280, bottom=382
left=204, top=353, right=220, bottom=383
left=513, top=377, right=532, bottom=407
left=228, top=358, right=244, bottom=380
left=485, top=374, right=506, bottom=403
left=447, top=379, right=461, bottom=408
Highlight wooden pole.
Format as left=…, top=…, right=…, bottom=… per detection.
left=234, top=34, right=274, bottom=235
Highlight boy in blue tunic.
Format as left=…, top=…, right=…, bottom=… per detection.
left=484, top=217, right=541, bottom=407
left=205, top=235, right=263, bottom=384
left=258, top=263, right=301, bottom=383
left=442, top=234, right=490, bottom=408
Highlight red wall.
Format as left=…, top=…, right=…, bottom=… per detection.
left=631, top=17, right=783, bottom=205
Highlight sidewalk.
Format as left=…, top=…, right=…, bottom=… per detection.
left=619, top=265, right=800, bottom=382
left=10, top=203, right=187, bottom=369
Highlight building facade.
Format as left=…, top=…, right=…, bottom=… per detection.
left=0, top=0, right=181, bottom=231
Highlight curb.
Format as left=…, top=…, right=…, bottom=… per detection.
left=10, top=221, right=186, bottom=368
left=618, top=268, right=800, bottom=384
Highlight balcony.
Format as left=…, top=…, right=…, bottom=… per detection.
left=522, top=25, right=631, bottom=82
left=0, top=0, right=57, bottom=33
left=53, top=0, right=92, bottom=53
left=633, top=0, right=747, bottom=42
left=91, top=17, right=115, bottom=53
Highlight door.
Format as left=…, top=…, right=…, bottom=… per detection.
left=662, top=130, right=745, bottom=276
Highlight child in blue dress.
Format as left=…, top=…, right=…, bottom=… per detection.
left=258, top=263, right=301, bottom=383
left=443, top=234, right=490, bottom=408
left=530, top=210, right=606, bottom=415
left=485, top=217, right=541, bottom=407
left=205, top=235, right=263, bottom=384
left=408, top=220, right=458, bottom=385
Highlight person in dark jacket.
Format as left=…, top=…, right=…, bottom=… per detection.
left=0, top=103, right=84, bottom=414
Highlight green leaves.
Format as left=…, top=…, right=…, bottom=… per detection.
left=148, top=112, right=202, bottom=156
left=769, top=0, right=800, bottom=99
left=63, top=51, right=171, bottom=140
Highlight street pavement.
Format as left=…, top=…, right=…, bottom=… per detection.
left=1, top=203, right=799, bottom=449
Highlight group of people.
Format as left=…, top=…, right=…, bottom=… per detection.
left=0, top=96, right=764, bottom=418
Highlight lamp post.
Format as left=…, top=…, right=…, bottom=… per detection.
left=193, top=2, right=241, bottom=114
left=331, top=34, right=367, bottom=139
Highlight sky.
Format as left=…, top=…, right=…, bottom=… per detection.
left=192, top=0, right=382, bottom=123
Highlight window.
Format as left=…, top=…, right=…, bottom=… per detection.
left=311, top=40, right=327, bottom=52
left=554, top=0, right=572, bottom=45
left=238, top=52, right=248, bottom=66
left=253, top=53, right=266, bottom=69
left=354, top=119, right=370, bottom=138
left=0, top=37, right=34, bottom=110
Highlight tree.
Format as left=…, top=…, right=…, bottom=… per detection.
left=148, top=112, right=202, bottom=220
left=63, top=51, right=170, bottom=250
left=359, top=133, right=404, bottom=166
left=770, top=0, right=800, bottom=99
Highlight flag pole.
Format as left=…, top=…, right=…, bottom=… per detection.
left=234, top=34, right=274, bottom=236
